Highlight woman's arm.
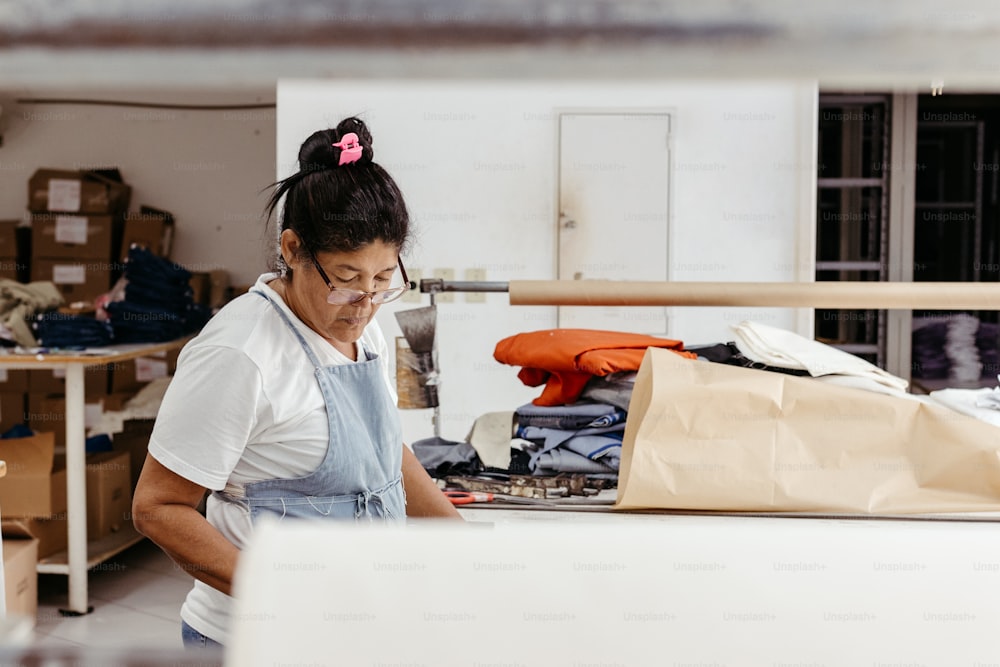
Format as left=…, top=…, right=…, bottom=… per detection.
left=132, top=453, right=241, bottom=595
left=400, top=445, right=464, bottom=519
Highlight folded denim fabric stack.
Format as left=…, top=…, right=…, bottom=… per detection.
left=105, top=246, right=211, bottom=343
left=33, top=310, right=113, bottom=348
left=514, top=401, right=624, bottom=477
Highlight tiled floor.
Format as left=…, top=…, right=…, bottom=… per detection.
left=29, top=539, right=193, bottom=653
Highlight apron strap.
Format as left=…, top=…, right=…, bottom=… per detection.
left=253, top=289, right=325, bottom=370
left=254, top=288, right=373, bottom=367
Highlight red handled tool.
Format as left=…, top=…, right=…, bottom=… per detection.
left=443, top=490, right=494, bottom=505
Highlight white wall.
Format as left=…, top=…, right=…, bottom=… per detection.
left=0, top=88, right=277, bottom=288
left=281, top=79, right=819, bottom=444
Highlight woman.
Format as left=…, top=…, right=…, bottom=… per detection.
left=132, top=117, right=462, bottom=649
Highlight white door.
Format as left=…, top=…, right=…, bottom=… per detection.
left=558, top=112, right=671, bottom=334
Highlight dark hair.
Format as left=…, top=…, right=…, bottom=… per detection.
left=265, top=116, right=410, bottom=277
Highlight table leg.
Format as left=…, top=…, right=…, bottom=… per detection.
left=61, top=364, right=92, bottom=616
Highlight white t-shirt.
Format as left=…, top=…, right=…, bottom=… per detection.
left=147, top=273, right=397, bottom=644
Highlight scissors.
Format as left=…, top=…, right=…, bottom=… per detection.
left=443, top=490, right=495, bottom=505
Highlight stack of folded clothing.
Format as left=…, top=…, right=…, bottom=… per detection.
left=0, top=279, right=64, bottom=347
left=513, top=401, right=624, bottom=477
left=34, top=310, right=113, bottom=348
left=105, top=245, right=211, bottom=343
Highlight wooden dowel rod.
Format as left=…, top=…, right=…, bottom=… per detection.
left=508, top=280, right=1000, bottom=310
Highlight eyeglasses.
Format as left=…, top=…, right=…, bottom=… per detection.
left=309, top=252, right=412, bottom=305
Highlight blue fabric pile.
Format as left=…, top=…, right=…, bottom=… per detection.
left=514, top=401, right=625, bottom=477
left=33, top=310, right=114, bottom=348
left=105, top=245, right=211, bottom=343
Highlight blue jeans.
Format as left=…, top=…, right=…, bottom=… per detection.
left=181, top=620, right=225, bottom=650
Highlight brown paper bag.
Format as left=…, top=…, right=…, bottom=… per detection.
left=616, top=349, right=1000, bottom=513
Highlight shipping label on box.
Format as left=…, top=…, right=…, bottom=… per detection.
left=48, top=179, right=81, bottom=212
left=53, top=264, right=85, bottom=284
left=32, top=258, right=112, bottom=304
left=55, top=215, right=88, bottom=244
left=0, top=432, right=66, bottom=518
left=135, top=357, right=169, bottom=382
left=110, top=350, right=179, bottom=393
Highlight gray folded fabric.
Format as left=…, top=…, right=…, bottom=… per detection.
left=531, top=447, right=618, bottom=475
left=411, top=436, right=482, bottom=477
left=515, top=401, right=622, bottom=429
left=579, top=373, right=636, bottom=411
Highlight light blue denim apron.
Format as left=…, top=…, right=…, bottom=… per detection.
left=214, top=290, right=406, bottom=523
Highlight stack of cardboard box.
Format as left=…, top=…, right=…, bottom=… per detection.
left=27, top=168, right=131, bottom=306
left=0, top=431, right=133, bottom=618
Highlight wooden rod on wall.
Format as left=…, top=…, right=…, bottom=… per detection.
left=507, top=280, right=1000, bottom=310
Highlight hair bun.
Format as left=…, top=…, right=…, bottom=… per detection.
left=297, top=117, right=374, bottom=170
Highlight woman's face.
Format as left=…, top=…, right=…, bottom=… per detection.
left=281, top=230, right=400, bottom=354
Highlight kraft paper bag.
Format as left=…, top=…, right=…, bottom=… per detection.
left=616, top=349, right=1000, bottom=514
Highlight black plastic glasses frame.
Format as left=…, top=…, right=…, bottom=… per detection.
left=309, top=252, right=412, bottom=305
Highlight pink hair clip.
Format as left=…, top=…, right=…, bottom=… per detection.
left=332, top=132, right=363, bottom=166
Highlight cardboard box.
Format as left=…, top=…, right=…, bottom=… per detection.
left=121, top=207, right=174, bottom=260
left=1, top=452, right=131, bottom=552
left=109, top=350, right=179, bottom=394
left=31, top=258, right=113, bottom=305
left=113, top=418, right=155, bottom=491
left=0, top=221, right=23, bottom=282
left=28, top=168, right=131, bottom=216
left=0, top=393, right=25, bottom=433
left=85, top=450, right=132, bottom=539
left=0, top=432, right=65, bottom=518
left=27, top=366, right=108, bottom=395
left=189, top=272, right=210, bottom=306
left=0, top=370, right=28, bottom=394
left=189, top=270, right=229, bottom=308
left=2, top=537, right=38, bottom=620
left=0, top=220, right=19, bottom=259
left=27, top=393, right=109, bottom=448
left=31, top=214, right=116, bottom=260
left=0, top=260, right=22, bottom=282
left=2, top=516, right=67, bottom=559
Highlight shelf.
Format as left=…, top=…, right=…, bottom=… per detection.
left=910, top=378, right=998, bottom=395
left=816, top=178, right=884, bottom=189
left=37, top=524, right=145, bottom=575
left=828, top=343, right=879, bottom=354
left=816, top=261, right=883, bottom=271
left=914, top=202, right=976, bottom=209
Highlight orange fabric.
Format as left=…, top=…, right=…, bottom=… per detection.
left=494, top=329, right=696, bottom=406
